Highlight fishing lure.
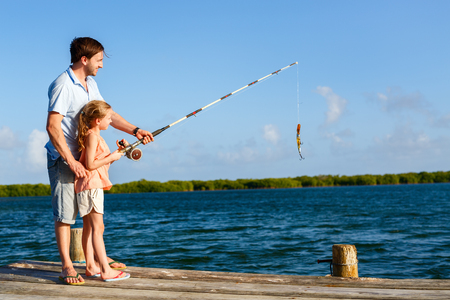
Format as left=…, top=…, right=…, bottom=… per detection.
left=297, top=124, right=304, bottom=160
left=295, top=63, right=304, bottom=161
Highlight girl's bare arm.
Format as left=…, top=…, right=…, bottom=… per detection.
left=84, top=134, right=122, bottom=171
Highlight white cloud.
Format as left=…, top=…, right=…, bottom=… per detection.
left=315, top=86, right=348, bottom=125
left=370, top=87, right=450, bottom=129
left=355, top=123, right=450, bottom=174
left=216, top=127, right=289, bottom=165
left=263, top=124, right=280, bottom=145
left=371, top=124, right=444, bottom=160
left=375, top=87, right=430, bottom=115
left=377, top=92, right=388, bottom=101
left=0, top=126, right=19, bottom=149
left=26, top=129, right=48, bottom=171
left=217, top=145, right=259, bottom=164
left=324, top=129, right=354, bottom=153
left=434, top=113, right=450, bottom=128
left=0, top=128, right=49, bottom=184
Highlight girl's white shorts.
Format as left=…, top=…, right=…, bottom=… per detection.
left=76, top=188, right=104, bottom=217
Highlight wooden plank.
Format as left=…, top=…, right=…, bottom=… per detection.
left=3, top=278, right=450, bottom=300
left=0, top=281, right=306, bottom=300
left=2, top=261, right=450, bottom=300
left=3, top=274, right=450, bottom=300
left=5, top=260, right=450, bottom=290
left=125, top=266, right=450, bottom=290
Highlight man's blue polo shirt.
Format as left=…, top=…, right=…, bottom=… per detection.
left=45, top=67, right=104, bottom=160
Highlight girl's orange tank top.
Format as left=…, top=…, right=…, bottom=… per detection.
left=75, top=130, right=113, bottom=194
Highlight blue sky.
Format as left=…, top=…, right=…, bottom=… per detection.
left=0, top=0, right=449, bottom=185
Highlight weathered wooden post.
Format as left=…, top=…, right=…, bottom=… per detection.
left=70, top=228, right=85, bottom=263
left=332, top=244, right=358, bottom=278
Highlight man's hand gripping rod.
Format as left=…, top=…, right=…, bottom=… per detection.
left=119, top=127, right=166, bottom=161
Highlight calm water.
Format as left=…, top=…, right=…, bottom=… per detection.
left=1, top=183, right=449, bottom=279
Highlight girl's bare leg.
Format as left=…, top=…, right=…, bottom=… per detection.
left=82, top=215, right=101, bottom=276
left=85, top=211, right=127, bottom=280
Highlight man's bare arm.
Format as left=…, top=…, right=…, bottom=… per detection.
left=46, top=112, right=87, bottom=178
left=111, top=112, right=154, bottom=144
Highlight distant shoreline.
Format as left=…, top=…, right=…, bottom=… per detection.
left=1, top=170, right=449, bottom=198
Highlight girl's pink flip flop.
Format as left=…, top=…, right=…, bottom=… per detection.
left=103, top=271, right=130, bottom=282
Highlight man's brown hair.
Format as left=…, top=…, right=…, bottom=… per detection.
left=70, top=37, right=105, bottom=64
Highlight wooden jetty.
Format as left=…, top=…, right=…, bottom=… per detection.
left=1, top=260, right=450, bottom=299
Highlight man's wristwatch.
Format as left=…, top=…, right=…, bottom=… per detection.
left=133, top=127, right=140, bottom=136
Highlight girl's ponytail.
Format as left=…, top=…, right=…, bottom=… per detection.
left=76, top=100, right=112, bottom=152
left=77, top=110, right=89, bottom=151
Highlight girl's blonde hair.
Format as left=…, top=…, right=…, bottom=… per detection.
left=77, top=100, right=112, bottom=151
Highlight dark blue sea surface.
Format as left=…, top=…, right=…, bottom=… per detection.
left=1, top=183, right=449, bottom=279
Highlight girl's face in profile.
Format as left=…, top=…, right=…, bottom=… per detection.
left=98, top=109, right=113, bottom=131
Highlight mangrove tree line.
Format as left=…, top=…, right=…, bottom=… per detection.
left=1, top=171, right=450, bottom=198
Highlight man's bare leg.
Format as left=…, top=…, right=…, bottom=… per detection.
left=55, top=221, right=84, bottom=284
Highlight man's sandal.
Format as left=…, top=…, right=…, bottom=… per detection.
left=109, top=260, right=126, bottom=270
left=59, top=273, right=85, bottom=285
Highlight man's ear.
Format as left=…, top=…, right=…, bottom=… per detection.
left=80, top=56, right=88, bottom=66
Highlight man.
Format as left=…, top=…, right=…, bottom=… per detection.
left=46, top=37, right=153, bottom=285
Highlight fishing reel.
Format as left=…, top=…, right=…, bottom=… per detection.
left=119, top=141, right=143, bottom=161
left=117, top=127, right=165, bottom=162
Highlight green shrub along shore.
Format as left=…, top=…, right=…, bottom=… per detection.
left=1, top=171, right=450, bottom=198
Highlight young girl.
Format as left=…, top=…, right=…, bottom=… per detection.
left=75, top=100, right=130, bottom=282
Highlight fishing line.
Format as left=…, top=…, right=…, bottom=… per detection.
left=296, top=63, right=304, bottom=160
left=297, top=63, right=300, bottom=124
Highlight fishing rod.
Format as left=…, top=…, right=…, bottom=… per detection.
left=120, top=62, right=298, bottom=161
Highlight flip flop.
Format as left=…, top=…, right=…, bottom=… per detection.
left=103, top=271, right=130, bottom=282
left=109, top=260, right=127, bottom=270
left=59, top=273, right=85, bottom=285
left=86, top=273, right=101, bottom=278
